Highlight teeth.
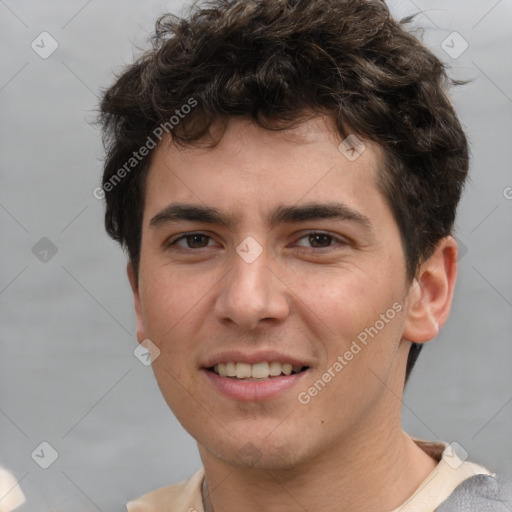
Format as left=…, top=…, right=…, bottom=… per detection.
left=236, top=362, right=252, bottom=379
left=281, top=363, right=292, bottom=376
left=212, top=361, right=304, bottom=379
left=252, top=362, right=269, bottom=379
left=269, top=361, right=282, bottom=376
left=226, top=362, right=236, bottom=377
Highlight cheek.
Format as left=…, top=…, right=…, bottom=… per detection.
left=141, top=271, right=202, bottom=403
left=294, top=266, right=406, bottom=366
left=296, top=269, right=389, bottom=332
left=139, top=265, right=205, bottom=349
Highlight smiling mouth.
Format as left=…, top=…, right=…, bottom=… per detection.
left=208, top=361, right=308, bottom=380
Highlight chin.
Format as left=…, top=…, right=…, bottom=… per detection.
left=199, top=428, right=312, bottom=471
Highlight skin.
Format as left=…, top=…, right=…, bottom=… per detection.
left=128, top=115, right=458, bottom=512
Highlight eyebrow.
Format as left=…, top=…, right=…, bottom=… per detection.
left=149, top=201, right=373, bottom=232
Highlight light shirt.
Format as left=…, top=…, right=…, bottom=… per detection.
left=126, top=440, right=493, bottom=512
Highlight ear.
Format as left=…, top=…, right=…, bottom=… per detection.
left=402, top=236, right=458, bottom=344
left=127, top=262, right=147, bottom=344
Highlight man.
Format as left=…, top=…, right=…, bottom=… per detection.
left=98, top=0, right=506, bottom=510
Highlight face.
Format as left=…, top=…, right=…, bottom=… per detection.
left=129, top=116, right=421, bottom=470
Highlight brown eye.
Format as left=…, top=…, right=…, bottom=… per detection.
left=167, top=232, right=214, bottom=249
left=308, top=233, right=333, bottom=248
left=295, top=231, right=345, bottom=249
left=184, top=234, right=210, bottom=248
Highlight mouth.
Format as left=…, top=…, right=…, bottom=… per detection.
left=208, top=361, right=309, bottom=380
left=203, top=361, right=310, bottom=401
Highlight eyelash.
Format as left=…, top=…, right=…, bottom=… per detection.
left=165, top=231, right=348, bottom=252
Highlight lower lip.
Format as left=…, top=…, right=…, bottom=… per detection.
left=203, top=369, right=308, bottom=401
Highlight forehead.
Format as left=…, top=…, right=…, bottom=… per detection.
left=143, top=116, right=388, bottom=227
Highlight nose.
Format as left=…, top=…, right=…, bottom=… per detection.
left=213, top=250, right=290, bottom=330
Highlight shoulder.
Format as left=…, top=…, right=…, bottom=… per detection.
left=435, top=474, right=512, bottom=511
left=126, top=468, right=205, bottom=512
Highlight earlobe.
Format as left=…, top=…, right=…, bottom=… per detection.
left=402, top=236, right=458, bottom=344
left=127, top=262, right=147, bottom=344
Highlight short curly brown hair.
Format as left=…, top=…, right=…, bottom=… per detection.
left=98, top=0, right=469, bottom=382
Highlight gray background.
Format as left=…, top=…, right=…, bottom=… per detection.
left=1, top=1, right=511, bottom=510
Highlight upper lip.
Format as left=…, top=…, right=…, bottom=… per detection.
left=201, top=349, right=311, bottom=369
